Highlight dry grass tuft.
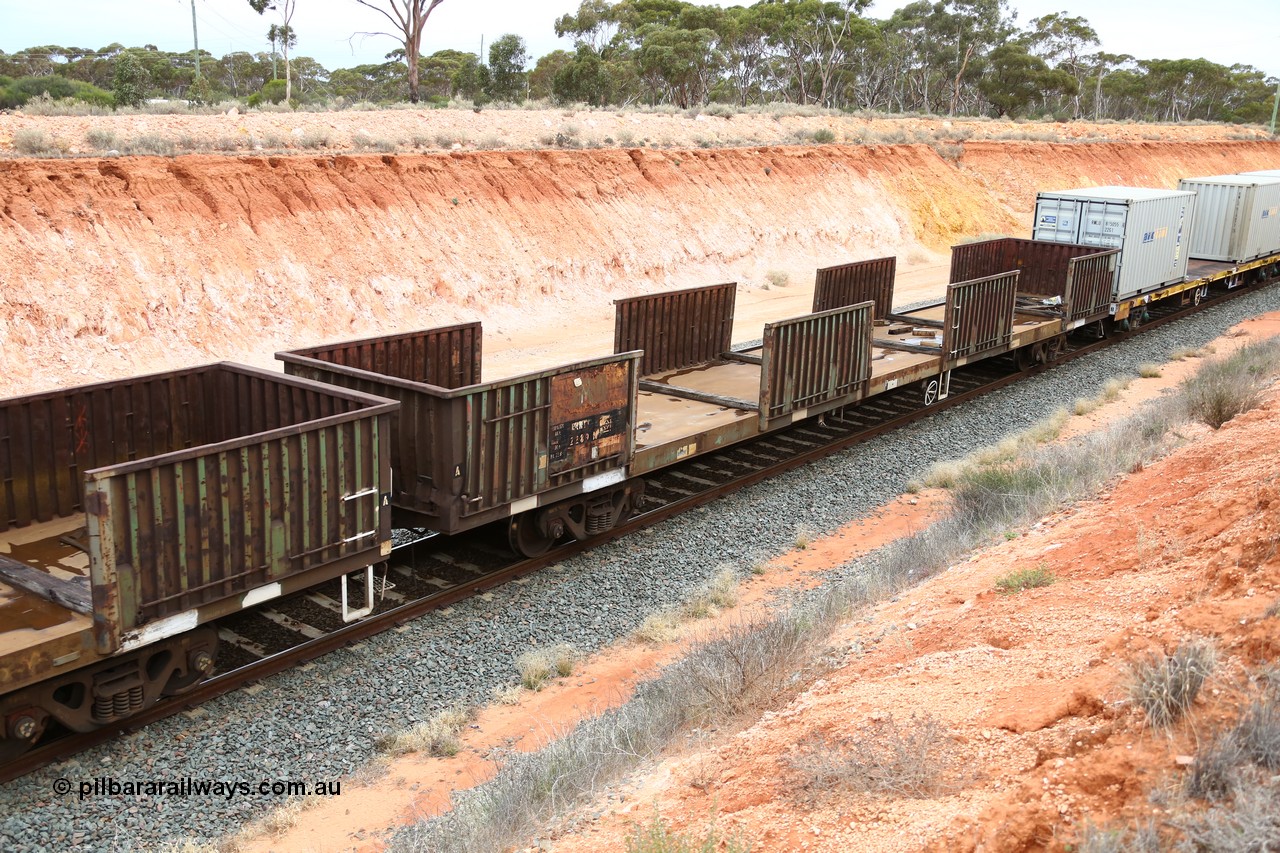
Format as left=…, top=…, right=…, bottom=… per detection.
left=623, top=813, right=750, bottom=853
left=1181, top=338, right=1280, bottom=429
left=14, top=128, right=62, bottom=156
left=634, top=609, right=682, bottom=645
left=1129, top=641, right=1216, bottom=728
left=1177, top=777, right=1280, bottom=850
left=790, top=714, right=964, bottom=798
left=297, top=127, right=332, bottom=149
left=517, top=643, right=577, bottom=691
left=681, top=565, right=739, bottom=618
left=491, top=683, right=524, bottom=706
left=377, top=706, right=473, bottom=757
left=352, top=131, right=398, bottom=152
left=254, top=796, right=319, bottom=837
left=1074, top=818, right=1161, bottom=853
left=923, top=408, right=1067, bottom=489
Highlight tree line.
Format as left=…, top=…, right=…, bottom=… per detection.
left=1, top=0, right=1275, bottom=124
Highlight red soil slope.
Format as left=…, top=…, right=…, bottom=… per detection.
left=1, top=140, right=1278, bottom=397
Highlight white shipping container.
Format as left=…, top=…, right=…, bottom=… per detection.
left=1178, top=174, right=1280, bottom=263
left=1241, top=170, right=1280, bottom=178
left=1033, top=187, right=1195, bottom=301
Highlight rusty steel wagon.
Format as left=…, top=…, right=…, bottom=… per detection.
left=0, top=363, right=396, bottom=760
left=279, top=238, right=1118, bottom=556
left=278, top=328, right=644, bottom=557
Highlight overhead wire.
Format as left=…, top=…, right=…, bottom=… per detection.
left=198, top=0, right=267, bottom=46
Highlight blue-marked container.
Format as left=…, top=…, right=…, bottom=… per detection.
left=1178, top=174, right=1280, bottom=263
left=1033, top=186, right=1195, bottom=300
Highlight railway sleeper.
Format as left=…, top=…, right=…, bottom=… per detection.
left=506, top=480, right=645, bottom=558
left=0, top=627, right=217, bottom=762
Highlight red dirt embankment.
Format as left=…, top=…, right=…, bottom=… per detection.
left=1, top=139, right=1278, bottom=395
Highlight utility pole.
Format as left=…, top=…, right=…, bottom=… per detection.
left=190, top=0, right=201, bottom=79
left=1271, top=78, right=1279, bottom=135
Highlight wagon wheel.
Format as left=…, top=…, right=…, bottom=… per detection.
left=162, top=655, right=216, bottom=697
left=1193, top=286, right=1204, bottom=306
left=162, top=667, right=209, bottom=697
left=922, top=378, right=940, bottom=406
left=1015, top=344, right=1046, bottom=372
left=508, top=513, right=557, bottom=558
left=1015, top=345, right=1033, bottom=372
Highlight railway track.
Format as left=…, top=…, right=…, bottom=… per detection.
left=0, top=277, right=1263, bottom=784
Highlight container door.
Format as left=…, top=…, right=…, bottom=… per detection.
left=1079, top=201, right=1125, bottom=249
left=1033, top=197, right=1079, bottom=244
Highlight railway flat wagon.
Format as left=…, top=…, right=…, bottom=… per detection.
left=813, top=240, right=1115, bottom=374
left=616, top=282, right=880, bottom=473
left=0, top=363, right=396, bottom=759
left=1033, top=186, right=1195, bottom=301
left=948, top=237, right=1119, bottom=332
left=629, top=260, right=1077, bottom=470
left=1178, top=174, right=1280, bottom=263
left=278, top=324, right=644, bottom=557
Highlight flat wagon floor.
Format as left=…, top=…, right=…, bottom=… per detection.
left=0, top=516, right=93, bottom=660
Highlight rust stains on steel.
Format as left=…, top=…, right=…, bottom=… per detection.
left=614, top=282, right=737, bottom=376
left=279, top=330, right=641, bottom=536
left=285, top=321, right=483, bottom=389
left=949, top=238, right=1119, bottom=327
left=0, top=363, right=396, bottom=654
left=944, top=272, right=1019, bottom=363
left=812, top=256, right=897, bottom=319
left=759, top=301, right=875, bottom=427
left=549, top=362, right=630, bottom=475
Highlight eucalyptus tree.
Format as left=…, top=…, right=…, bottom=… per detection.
left=487, top=34, right=530, bottom=102
left=1218, top=64, right=1277, bottom=124
left=979, top=42, right=1075, bottom=117
left=939, top=0, right=1013, bottom=115
left=112, top=49, right=150, bottom=107
left=1024, top=12, right=1098, bottom=117
left=1084, top=51, right=1133, bottom=119
left=555, top=0, right=621, bottom=53
left=882, top=1, right=946, bottom=112
left=633, top=22, right=720, bottom=106
left=713, top=3, right=783, bottom=105
left=249, top=0, right=298, bottom=100
left=352, top=0, right=447, bottom=102
left=766, top=0, right=871, bottom=107
left=1141, top=58, right=1236, bottom=122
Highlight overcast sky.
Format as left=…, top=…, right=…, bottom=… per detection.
left=2, top=1, right=1277, bottom=79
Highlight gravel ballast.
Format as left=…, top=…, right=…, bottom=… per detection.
left=3, top=285, right=1279, bottom=851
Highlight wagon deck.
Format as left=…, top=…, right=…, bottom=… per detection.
left=0, top=512, right=90, bottom=636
